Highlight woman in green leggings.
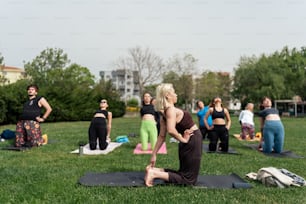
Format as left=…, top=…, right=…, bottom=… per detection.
left=140, top=93, right=158, bottom=151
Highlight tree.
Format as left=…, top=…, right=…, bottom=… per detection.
left=24, top=48, right=70, bottom=86
left=0, top=48, right=126, bottom=123
left=0, top=79, right=31, bottom=124
left=143, top=84, right=158, bottom=98
left=232, top=46, right=306, bottom=106
left=92, top=79, right=125, bottom=117
left=194, top=71, right=232, bottom=106
left=116, top=46, right=164, bottom=98
left=0, top=52, right=8, bottom=85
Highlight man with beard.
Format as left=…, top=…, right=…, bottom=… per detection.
left=15, top=84, right=52, bottom=147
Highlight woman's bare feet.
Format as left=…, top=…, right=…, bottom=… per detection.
left=145, top=165, right=154, bottom=187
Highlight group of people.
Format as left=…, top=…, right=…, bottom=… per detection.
left=237, top=97, right=285, bottom=154
left=144, top=85, right=285, bottom=187
left=15, top=83, right=285, bottom=188
left=14, top=84, right=113, bottom=151
left=144, top=86, right=233, bottom=186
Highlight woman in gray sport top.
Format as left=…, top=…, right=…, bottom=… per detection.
left=258, top=96, right=284, bottom=153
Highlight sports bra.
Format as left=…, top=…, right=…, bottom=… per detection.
left=211, top=108, right=225, bottom=120
left=140, top=104, right=156, bottom=116
left=258, top=108, right=279, bottom=119
left=95, top=109, right=108, bottom=118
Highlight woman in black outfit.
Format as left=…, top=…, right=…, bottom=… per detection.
left=204, top=97, right=231, bottom=152
left=88, top=99, right=112, bottom=150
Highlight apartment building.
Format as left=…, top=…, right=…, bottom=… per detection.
left=100, top=69, right=140, bottom=104
left=0, top=66, right=25, bottom=85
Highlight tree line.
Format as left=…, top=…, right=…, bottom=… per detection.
left=1, top=45, right=306, bottom=124
left=232, top=46, right=306, bottom=108
left=0, top=48, right=125, bottom=124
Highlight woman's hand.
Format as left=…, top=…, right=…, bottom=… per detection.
left=150, top=154, right=157, bottom=167
left=36, top=116, right=45, bottom=122
left=183, top=129, right=194, bottom=143
left=207, top=125, right=214, bottom=131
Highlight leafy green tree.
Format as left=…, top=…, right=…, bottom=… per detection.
left=92, top=79, right=125, bottom=117
left=0, top=48, right=125, bottom=123
left=24, top=48, right=70, bottom=86
left=194, top=71, right=232, bottom=107
left=0, top=79, right=31, bottom=124
left=233, top=46, right=306, bottom=106
left=126, top=98, right=139, bottom=107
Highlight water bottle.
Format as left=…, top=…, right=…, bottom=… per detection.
left=79, top=145, right=84, bottom=156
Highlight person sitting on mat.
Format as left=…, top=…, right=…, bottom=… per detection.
left=88, top=99, right=112, bottom=150
left=145, top=83, right=202, bottom=187
left=258, top=96, right=284, bottom=153
left=139, top=92, right=158, bottom=151
left=238, top=103, right=255, bottom=140
left=204, top=97, right=231, bottom=152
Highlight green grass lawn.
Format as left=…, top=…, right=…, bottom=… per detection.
left=0, top=116, right=305, bottom=204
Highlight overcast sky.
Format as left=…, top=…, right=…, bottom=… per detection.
left=1, top=0, right=306, bottom=78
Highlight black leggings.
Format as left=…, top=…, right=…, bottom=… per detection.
left=209, top=124, right=229, bottom=152
left=88, top=117, right=108, bottom=150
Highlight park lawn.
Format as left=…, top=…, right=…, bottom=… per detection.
left=0, top=116, right=305, bottom=204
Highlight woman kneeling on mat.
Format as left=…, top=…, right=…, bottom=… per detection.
left=145, top=83, right=202, bottom=187
left=258, top=96, right=284, bottom=153
left=88, top=99, right=112, bottom=150
left=139, top=92, right=158, bottom=151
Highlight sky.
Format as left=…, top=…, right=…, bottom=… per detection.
left=1, top=0, right=306, bottom=79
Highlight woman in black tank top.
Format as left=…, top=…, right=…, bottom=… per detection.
left=88, top=99, right=112, bottom=150
left=204, top=97, right=231, bottom=152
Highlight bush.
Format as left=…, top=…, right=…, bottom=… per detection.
left=109, top=100, right=126, bottom=118
left=126, top=98, right=139, bottom=107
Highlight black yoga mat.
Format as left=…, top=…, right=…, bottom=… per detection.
left=0, top=146, right=30, bottom=151
left=244, top=144, right=304, bottom=158
left=0, top=140, right=57, bottom=152
left=79, top=171, right=251, bottom=189
left=202, top=143, right=240, bottom=154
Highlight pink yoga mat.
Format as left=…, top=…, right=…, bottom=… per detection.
left=133, top=143, right=167, bottom=154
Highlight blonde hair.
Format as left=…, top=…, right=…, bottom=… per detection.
left=155, top=83, right=174, bottom=112
left=245, top=103, right=254, bottom=110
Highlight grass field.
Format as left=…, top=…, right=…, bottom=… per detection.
left=0, top=115, right=305, bottom=204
